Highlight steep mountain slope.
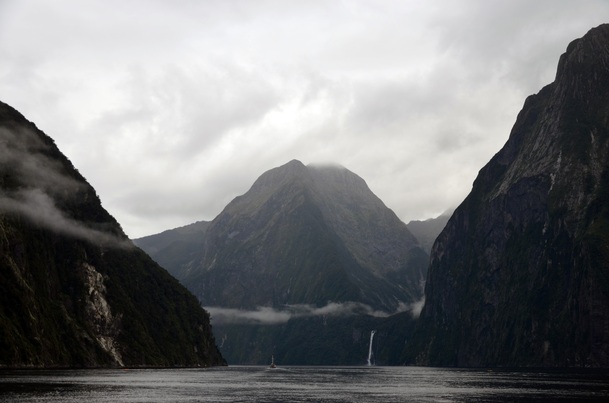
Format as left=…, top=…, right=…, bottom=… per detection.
left=133, top=220, right=210, bottom=281
left=406, top=211, right=452, bottom=254
left=410, top=24, right=609, bottom=367
left=0, top=101, right=225, bottom=368
left=164, top=160, right=428, bottom=312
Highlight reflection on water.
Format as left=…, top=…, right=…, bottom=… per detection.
left=1, top=366, right=608, bottom=402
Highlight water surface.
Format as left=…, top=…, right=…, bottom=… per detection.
left=1, top=366, right=608, bottom=402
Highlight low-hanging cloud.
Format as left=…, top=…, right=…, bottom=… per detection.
left=0, top=127, right=83, bottom=195
left=0, top=189, right=131, bottom=248
left=0, top=127, right=131, bottom=248
left=206, top=300, right=423, bottom=325
left=407, top=297, right=425, bottom=319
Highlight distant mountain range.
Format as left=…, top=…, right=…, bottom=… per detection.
left=0, top=101, right=225, bottom=368
left=406, top=212, right=452, bottom=254
left=408, top=23, right=609, bottom=367
left=135, top=160, right=428, bottom=364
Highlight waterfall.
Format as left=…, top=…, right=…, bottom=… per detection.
left=367, top=330, right=376, bottom=366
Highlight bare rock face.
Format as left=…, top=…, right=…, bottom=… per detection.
left=412, top=24, right=609, bottom=367
left=0, top=101, right=225, bottom=368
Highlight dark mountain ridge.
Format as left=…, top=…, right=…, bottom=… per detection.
left=148, top=159, right=428, bottom=313
left=133, top=220, right=210, bottom=281
left=409, top=24, right=609, bottom=367
left=406, top=211, right=453, bottom=254
left=0, top=101, right=225, bottom=368
left=136, top=160, right=428, bottom=364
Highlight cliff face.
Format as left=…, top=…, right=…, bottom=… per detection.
left=0, top=101, right=225, bottom=368
left=413, top=24, right=609, bottom=367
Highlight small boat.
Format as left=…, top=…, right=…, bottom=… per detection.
left=269, top=355, right=277, bottom=369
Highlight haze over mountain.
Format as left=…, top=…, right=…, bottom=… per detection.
left=0, top=101, right=225, bottom=368
left=135, top=160, right=428, bottom=364
left=409, top=24, right=609, bottom=367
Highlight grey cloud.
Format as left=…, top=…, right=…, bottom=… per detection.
left=89, top=62, right=282, bottom=161
left=3, top=1, right=609, bottom=238
left=432, top=0, right=609, bottom=91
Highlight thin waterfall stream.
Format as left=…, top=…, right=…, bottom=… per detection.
left=367, top=330, right=376, bottom=366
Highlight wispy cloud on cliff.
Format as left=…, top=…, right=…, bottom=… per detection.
left=0, top=128, right=82, bottom=195
left=0, top=127, right=131, bottom=248
left=0, top=189, right=131, bottom=248
left=206, top=301, right=418, bottom=325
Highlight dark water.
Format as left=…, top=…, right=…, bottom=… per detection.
left=1, top=366, right=608, bottom=402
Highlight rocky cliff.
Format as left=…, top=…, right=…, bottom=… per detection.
left=0, top=101, right=225, bottom=368
left=411, top=24, right=609, bottom=367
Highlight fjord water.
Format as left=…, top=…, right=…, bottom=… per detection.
left=1, top=366, right=608, bottom=402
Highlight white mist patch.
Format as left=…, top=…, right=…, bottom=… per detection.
left=207, top=306, right=292, bottom=325
left=406, top=297, right=425, bottom=319
left=206, top=301, right=421, bottom=325
left=0, top=127, right=131, bottom=248
left=0, top=189, right=131, bottom=248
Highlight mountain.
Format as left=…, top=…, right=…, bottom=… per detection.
left=406, top=211, right=453, bottom=254
left=409, top=24, right=609, bottom=367
left=136, top=160, right=428, bottom=364
left=133, top=220, right=210, bottom=281
left=0, top=101, right=225, bottom=368
left=142, top=160, right=428, bottom=312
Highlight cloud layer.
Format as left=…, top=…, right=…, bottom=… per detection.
left=2, top=1, right=609, bottom=237
left=206, top=300, right=425, bottom=325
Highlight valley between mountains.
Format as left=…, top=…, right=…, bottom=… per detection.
left=135, top=159, right=435, bottom=364
left=136, top=24, right=609, bottom=367
left=2, top=24, right=609, bottom=368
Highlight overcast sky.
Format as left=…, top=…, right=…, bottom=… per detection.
left=1, top=1, right=608, bottom=238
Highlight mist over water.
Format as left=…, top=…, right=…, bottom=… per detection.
left=1, top=366, right=608, bottom=402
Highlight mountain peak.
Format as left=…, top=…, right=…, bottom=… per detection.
left=556, top=24, right=609, bottom=88
left=152, top=161, right=427, bottom=311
